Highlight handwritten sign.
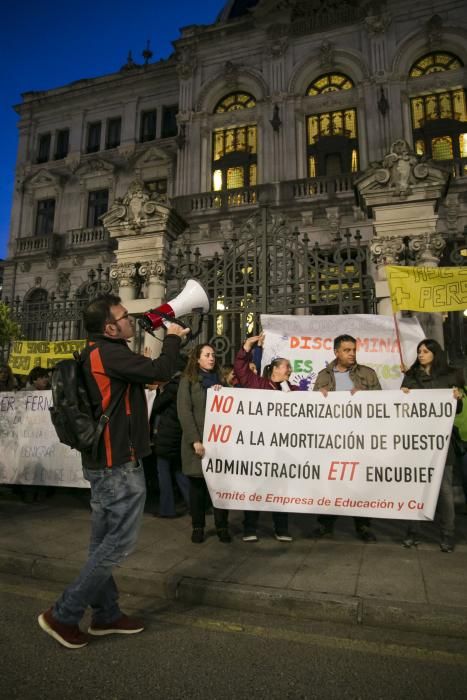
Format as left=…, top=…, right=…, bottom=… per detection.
left=386, top=265, right=467, bottom=312
left=9, top=339, right=87, bottom=375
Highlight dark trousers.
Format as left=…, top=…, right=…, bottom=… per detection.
left=189, top=476, right=228, bottom=529
left=318, top=514, right=370, bottom=532
left=243, top=510, right=289, bottom=535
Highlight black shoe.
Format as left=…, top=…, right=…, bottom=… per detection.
left=440, top=536, right=454, bottom=553
left=356, top=526, right=376, bottom=543
left=402, top=537, right=420, bottom=548
left=312, top=524, right=334, bottom=539
left=191, top=528, right=204, bottom=543
left=217, top=528, right=232, bottom=543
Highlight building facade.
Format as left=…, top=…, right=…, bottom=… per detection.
left=3, top=0, right=467, bottom=363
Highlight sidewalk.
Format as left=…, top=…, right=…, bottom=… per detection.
left=1, top=487, right=467, bottom=639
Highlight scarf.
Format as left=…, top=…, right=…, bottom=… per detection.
left=199, top=370, right=220, bottom=390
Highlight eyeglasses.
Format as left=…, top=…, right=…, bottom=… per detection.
left=112, top=312, right=131, bottom=324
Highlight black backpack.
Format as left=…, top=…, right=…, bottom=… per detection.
left=49, top=351, right=113, bottom=459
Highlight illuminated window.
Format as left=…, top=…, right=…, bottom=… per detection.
left=306, top=109, right=358, bottom=177
left=460, top=134, right=467, bottom=158
left=409, top=52, right=466, bottom=166
left=409, top=52, right=462, bottom=78
left=415, top=140, right=425, bottom=155
left=431, top=136, right=453, bottom=160
left=211, top=94, right=257, bottom=195
left=215, top=92, right=256, bottom=113
left=306, top=73, right=354, bottom=96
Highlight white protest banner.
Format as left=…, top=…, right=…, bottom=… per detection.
left=202, top=388, right=455, bottom=520
left=260, top=314, right=425, bottom=390
left=0, top=391, right=87, bottom=487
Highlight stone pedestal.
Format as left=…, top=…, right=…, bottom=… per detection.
left=355, top=140, right=449, bottom=345
left=102, top=180, right=186, bottom=357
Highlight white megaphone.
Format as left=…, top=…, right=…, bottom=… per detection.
left=138, top=279, right=210, bottom=337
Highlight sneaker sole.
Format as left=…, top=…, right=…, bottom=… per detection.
left=275, top=535, right=293, bottom=542
left=87, top=626, right=144, bottom=636
left=242, top=536, right=258, bottom=542
left=38, top=613, right=88, bottom=649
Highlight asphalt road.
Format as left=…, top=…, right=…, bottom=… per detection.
left=1, top=573, right=467, bottom=699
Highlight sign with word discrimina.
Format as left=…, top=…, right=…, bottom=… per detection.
left=202, top=388, right=455, bottom=521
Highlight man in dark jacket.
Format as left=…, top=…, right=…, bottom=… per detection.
left=313, top=334, right=381, bottom=543
left=38, top=293, right=188, bottom=649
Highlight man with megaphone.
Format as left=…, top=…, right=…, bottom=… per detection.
left=39, top=293, right=189, bottom=650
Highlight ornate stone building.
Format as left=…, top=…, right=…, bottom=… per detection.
left=3, top=0, right=467, bottom=362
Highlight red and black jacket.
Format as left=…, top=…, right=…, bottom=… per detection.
left=81, top=333, right=182, bottom=469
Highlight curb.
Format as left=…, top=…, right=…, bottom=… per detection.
left=1, top=551, right=467, bottom=639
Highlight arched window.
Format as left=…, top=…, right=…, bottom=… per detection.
left=212, top=92, right=257, bottom=197
left=409, top=52, right=462, bottom=77
left=305, top=73, right=358, bottom=177
left=409, top=52, right=467, bottom=168
left=306, top=73, right=354, bottom=95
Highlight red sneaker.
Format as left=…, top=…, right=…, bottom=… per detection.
left=88, top=614, right=145, bottom=636
left=38, top=608, right=89, bottom=649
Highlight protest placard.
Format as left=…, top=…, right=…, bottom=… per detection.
left=9, top=339, right=86, bottom=375
left=386, top=265, right=467, bottom=313
left=0, top=391, right=87, bottom=487
left=202, top=387, right=455, bottom=521
left=260, top=314, right=424, bottom=390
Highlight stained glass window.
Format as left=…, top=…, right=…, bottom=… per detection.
left=306, top=73, right=354, bottom=96
left=215, top=92, right=256, bottom=113
left=431, top=136, right=453, bottom=160
left=409, top=52, right=462, bottom=78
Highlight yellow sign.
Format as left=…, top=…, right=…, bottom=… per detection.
left=386, top=265, right=467, bottom=313
left=8, top=339, right=86, bottom=375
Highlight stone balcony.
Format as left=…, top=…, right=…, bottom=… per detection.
left=15, top=233, right=61, bottom=258
left=14, top=227, right=115, bottom=260
left=173, top=174, right=358, bottom=218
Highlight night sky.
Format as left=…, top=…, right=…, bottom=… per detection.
left=0, top=0, right=224, bottom=260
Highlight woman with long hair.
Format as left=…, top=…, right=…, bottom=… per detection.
left=401, top=338, right=463, bottom=553
left=177, top=344, right=231, bottom=544
left=234, top=333, right=299, bottom=543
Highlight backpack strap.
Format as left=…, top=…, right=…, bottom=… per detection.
left=74, top=349, right=121, bottom=462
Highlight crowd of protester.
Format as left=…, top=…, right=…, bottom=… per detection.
left=1, top=331, right=466, bottom=552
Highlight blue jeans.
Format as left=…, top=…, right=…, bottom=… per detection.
left=53, top=460, right=146, bottom=626
left=157, top=457, right=190, bottom=516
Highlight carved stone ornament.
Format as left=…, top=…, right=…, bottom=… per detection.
left=364, top=12, right=391, bottom=35
left=101, top=180, right=170, bottom=233
left=57, top=271, right=71, bottom=296
left=408, top=233, right=446, bottom=266
left=34, top=276, right=42, bottom=287
left=46, top=256, right=58, bottom=270
left=72, top=255, right=85, bottom=267
left=224, top=61, right=239, bottom=88
left=319, top=40, right=335, bottom=68
left=356, top=139, right=449, bottom=200
left=19, top=261, right=31, bottom=273
left=426, top=14, right=443, bottom=48
left=138, top=260, right=166, bottom=282
left=110, top=262, right=139, bottom=288
left=269, top=36, right=289, bottom=58
left=370, top=236, right=406, bottom=267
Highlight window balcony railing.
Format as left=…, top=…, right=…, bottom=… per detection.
left=66, top=226, right=111, bottom=249
left=15, top=233, right=61, bottom=257
left=173, top=175, right=359, bottom=216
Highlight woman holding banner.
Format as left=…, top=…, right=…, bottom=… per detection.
left=234, top=333, right=299, bottom=543
left=401, top=338, right=463, bottom=553
left=177, top=344, right=231, bottom=544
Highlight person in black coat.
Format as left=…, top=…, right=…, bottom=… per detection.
left=152, top=355, right=190, bottom=517
left=401, top=338, right=463, bottom=553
